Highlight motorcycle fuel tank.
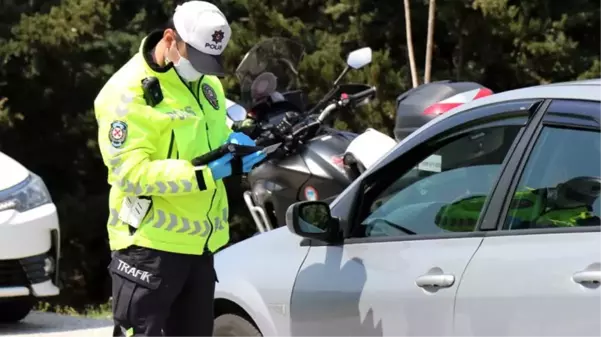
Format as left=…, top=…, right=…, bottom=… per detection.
left=247, top=132, right=355, bottom=190
left=300, top=133, right=354, bottom=186
left=295, top=132, right=356, bottom=206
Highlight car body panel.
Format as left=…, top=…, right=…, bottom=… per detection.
left=451, top=97, right=601, bottom=336
left=455, top=232, right=601, bottom=336
left=0, top=203, right=59, bottom=260
left=290, top=237, right=484, bottom=336
left=214, top=227, right=310, bottom=336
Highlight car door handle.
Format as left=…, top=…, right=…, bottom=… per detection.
left=415, top=274, right=455, bottom=288
left=572, top=270, right=601, bottom=285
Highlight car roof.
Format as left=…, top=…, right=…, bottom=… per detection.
left=407, top=79, right=601, bottom=142
left=405, top=78, right=600, bottom=150
left=451, top=78, right=601, bottom=114
left=330, top=79, right=601, bottom=209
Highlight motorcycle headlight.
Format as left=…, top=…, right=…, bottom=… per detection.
left=0, top=173, right=52, bottom=213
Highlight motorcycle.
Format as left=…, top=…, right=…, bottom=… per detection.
left=222, top=37, right=396, bottom=233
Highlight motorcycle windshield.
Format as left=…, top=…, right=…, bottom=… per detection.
left=235, top=37, right=304, bottom=109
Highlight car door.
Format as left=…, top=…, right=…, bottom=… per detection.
left=288, top=100, right=541, bottom=336
left=454, top=99, right=601, bottom=336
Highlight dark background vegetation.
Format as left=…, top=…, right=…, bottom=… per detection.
left=0, top=0, right=598, bottom=310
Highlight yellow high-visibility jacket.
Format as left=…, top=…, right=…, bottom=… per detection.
left=94, top=31, right=232, bottom=255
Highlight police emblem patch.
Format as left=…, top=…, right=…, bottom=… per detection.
left=212, top=30, right=225, bottom=44
left=202, top=83, right=219, bottom=110
left=109, top=120, right=128, bottom=148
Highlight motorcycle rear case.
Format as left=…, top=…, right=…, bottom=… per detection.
left=394, top=81, right=487, bottom=141
left=247, top=132, right=355, bottom=227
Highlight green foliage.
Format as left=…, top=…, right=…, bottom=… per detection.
left=0, top=0, right=598, bottom=310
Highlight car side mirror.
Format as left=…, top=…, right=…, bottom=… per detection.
left=286, top=201, right=340, bottom=242
left=346, top=47, right=372, bottom=70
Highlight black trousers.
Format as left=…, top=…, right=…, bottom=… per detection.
left=108, top=246, right=217, bottom=336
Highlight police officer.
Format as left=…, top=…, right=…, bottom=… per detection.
left=94, top=1, right=265, bottom=336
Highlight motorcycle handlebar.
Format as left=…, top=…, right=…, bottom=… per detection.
left=292, top=119, right=320, bottom=138
left=349, top=86, right=377, bottom=102
left=317, top=103, right=339, bottom=123
left=317, top=86, right=377, bottom=122
left=255, top=84, right=376, bottom=155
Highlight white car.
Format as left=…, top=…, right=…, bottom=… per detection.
left=0, top=151, right=60, bottom=323
left=212, top=79, right=601, bottom=336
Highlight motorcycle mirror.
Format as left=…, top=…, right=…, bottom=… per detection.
left=332, top=47, right=373, bottom=86
left=346, top=47, right=372, bottom=69
left=225, top=99, right=247, bottom=122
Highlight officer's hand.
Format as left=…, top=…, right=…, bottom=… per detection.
left=208, top=153, right=234, bottom=181
left=227, top=132, right=255, bottom=146
left=242, top=151, right=267, bottom=173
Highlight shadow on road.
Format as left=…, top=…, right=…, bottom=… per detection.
left=0, top=312, right=112, bottom=336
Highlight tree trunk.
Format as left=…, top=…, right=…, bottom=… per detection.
left=403, top=0, right=419, bottom=88
left=424, top=0, right=436, bottom=83
left=455, top=31, right=464, bottom=80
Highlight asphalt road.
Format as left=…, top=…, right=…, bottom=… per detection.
left=0, top=312, right=113, bottom=337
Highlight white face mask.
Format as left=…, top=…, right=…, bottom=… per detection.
left=169, top=44, right=203, bottom=82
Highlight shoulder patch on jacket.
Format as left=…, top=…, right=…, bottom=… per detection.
left=201, top=83, right=219, bottom=110
left=109, top=120, right=128, bottom=148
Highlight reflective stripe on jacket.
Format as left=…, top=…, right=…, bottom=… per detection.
left=94, top=31, right=232, bottom=255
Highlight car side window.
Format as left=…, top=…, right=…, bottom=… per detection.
left=503, top=127, right=600, bottom=230
left=356, top=125, right=522, bottom=238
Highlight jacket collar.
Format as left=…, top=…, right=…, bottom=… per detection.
left=139, top=30, right=192, bottom=90
left=141, top=30, right=173, bottom=73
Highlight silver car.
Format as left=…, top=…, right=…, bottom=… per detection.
left=213, top=79, right=601, bottom=336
